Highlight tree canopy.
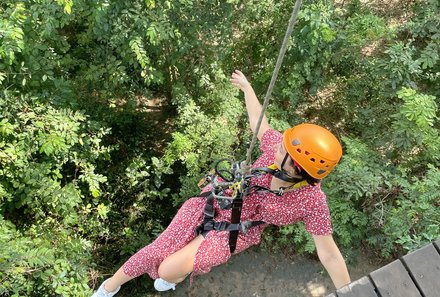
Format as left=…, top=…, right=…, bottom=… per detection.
left=1, top=0, right=439, bottom=295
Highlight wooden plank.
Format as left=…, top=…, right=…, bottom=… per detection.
left=402, top=243, right=440, bottom=297
left=335, top=276, right=378, bottom=297
left=369, top=260, right=422, bottom=297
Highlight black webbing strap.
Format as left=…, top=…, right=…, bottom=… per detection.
left=251, top=167, right=276, bottom=175
left=195, top=191, right=265, bottom=253
left=193, top=161, right=310, bottom=253
left=253, top=165, right=301, bottom=183
left=228, top=196, right=243, bottom=254
left=195, top=191, right=215, bottom=236
left=200, top=220, right=265, bottom=233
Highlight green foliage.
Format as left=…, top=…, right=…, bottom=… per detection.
left=344, top=13, right=389, bottom=46
left=1, top=0, right=440, bottom=294
left=0, top=2, right=26, bottom=67
left=323, top=137, right=383, bottom=248
left=164, top=70, right=244, bottom=203
left=231, top=0, right=339, bottom=104
left=382, top=42, right=422, bottom=89
left=382, top=165, right=440, bottom=254
left=278, top=223, right=316, bottom=254
left=391, top=87, right=439, bottom=163
left=0, top=91, right=112, bottom=296
left=104, top=155, right=172, bottom=258
left=326, top=137, right=391, bottom=200
left=0, top=216, right=93, bottom=296
left=0, top=92, right=111, bottom=216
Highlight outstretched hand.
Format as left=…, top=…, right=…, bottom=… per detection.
left=230, top=70, right=251, bottom=92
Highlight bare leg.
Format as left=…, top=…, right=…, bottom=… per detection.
left=157, top=234, right=204, bottom=284
left=104, top=266, right=135, bottom=292
left=102, top=234, right=204, bottom=291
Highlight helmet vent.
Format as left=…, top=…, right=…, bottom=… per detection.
left=317, top=169, right=326, bottom=175
left=310, top=158, right=315, bottom=162
left=320, top=160, right=325, bottom=164
left=305, top=151, right=310, bottom=155
left=296, top=148, right=301, bottom=153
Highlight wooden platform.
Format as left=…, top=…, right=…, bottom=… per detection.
left=326, top=238, right=440, bottom=297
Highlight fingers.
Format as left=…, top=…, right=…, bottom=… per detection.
left=231, top=70, right=244, bottom=79
left=230, top=69, right=249, bottom=90
left=230, top=73, right=240, bottom=80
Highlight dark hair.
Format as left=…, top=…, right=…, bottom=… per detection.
left=289, top=159, right=320, bottom=186
left=299, top=169, right=320, bottom=186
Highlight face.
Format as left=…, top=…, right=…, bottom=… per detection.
left=274, top=142, right=298, bottom=177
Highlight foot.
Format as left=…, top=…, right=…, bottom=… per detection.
left=91, top=279, right=120, bottom=297
left=154, top=278, right=176, bottom=291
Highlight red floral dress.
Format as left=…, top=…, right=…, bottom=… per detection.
left=122, top=129, right=332, bottom=280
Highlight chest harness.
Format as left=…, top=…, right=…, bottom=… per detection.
left=194, top=159, right=308, bottom=254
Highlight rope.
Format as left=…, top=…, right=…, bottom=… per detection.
left=243, top=0, right=303, bottom=170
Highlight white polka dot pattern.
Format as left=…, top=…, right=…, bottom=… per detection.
left=122, top=129, right=332, bottom=281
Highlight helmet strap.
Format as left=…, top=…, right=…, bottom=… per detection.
left=274, top=153, right=301, bottom=183
left=280, top=153, right=289, bottom=171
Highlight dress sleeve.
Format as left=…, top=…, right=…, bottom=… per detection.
left=303, top=194, right=333, bottom=236
left=260, top=186, right=333, bottom=235
left=259, top=129, right=282, bottom=153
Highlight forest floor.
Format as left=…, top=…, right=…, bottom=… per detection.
left=119, top=245, right=383, bottom=297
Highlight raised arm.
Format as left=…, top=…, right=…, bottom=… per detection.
left=312, top=234, right=351, bottom=289
left=230, top=70, right=271, bottom=140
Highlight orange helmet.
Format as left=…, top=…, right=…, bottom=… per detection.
left=283, top=123, right=342, bottom=179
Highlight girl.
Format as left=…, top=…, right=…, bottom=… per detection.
left=92, top=70, right=351, bottom=297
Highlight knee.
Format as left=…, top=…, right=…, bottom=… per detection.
left=157, top=257, right=174, bottom=281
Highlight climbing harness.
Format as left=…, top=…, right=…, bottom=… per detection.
left=195, top=159, right=308, bottom=254
left=194, top=0, right=305, bottom=254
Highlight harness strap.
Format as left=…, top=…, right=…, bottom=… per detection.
left=251, top=166, right=277, bottom=175
left=194, top=163, right=308, bottom=253
left=198, top=220, right=265, bottom=234
left=195, top=191, right=265, bottom=253
left=228, top=196, right=243, bottom=253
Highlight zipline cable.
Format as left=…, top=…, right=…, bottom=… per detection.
left=243, top=0, right=303, bottom=171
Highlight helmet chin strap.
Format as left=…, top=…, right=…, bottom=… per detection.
left=274, top=153, right=300, bottom=183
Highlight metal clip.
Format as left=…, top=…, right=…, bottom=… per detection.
left=240, top=221, right=252, bottom=234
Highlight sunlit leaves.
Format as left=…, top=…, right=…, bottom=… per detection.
left=0, top=3, right=26, bottom=66
left=0, top=89, right=114, bottom=295
left=56, top=0, right=73, bottom=14
left=145, top=0, right=156, bottom=9
left=391, top=88, right=439, bottom=161
left=397, top=87, right=437, bottom=128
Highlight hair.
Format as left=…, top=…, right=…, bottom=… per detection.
left=289, top=159, right=320, bottom=186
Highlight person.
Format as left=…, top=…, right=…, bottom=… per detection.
left=92, top=70, right=351, bottom=297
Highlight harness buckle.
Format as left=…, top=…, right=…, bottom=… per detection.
left=219, top=198, right=232, bottom=210
left=195, top=224, right=204, bottom=235
left=215, top=221, right=228, bottom=231
left=240, top=221, right=252, bottom=234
